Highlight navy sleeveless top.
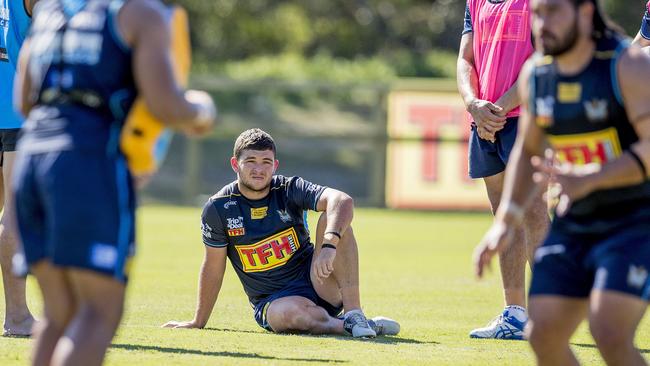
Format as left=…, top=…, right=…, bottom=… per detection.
left=20, top=0, right=136, bottom=154
left=531, top=35, right=650, bottom=230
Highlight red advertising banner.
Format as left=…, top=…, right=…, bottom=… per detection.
left=386, top=91, right=490, bottom=210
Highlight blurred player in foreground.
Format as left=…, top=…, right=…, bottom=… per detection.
left=13, top=0, right=215, bottom=364
left=474, top=0, right=650, bottom=364
left=163, top=128, right=399, bottom=338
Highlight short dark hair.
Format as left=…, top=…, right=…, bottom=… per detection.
left=233, top=128, right=276, bottom=160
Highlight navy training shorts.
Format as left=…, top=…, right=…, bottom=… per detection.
left=468, top=117, right=518, bottom=179
left=13, top=149, right=136, bottom=283
left=253, top=261, right=343, bottom=331
left=530, top=220, right=650, bottom=300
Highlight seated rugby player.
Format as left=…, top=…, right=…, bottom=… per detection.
left=163, top=128, right=399, bottom=337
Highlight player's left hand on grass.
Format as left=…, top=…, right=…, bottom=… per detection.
left=161, top=320, right=202, bottom=329
left=312, top=247, right=336, bottom=284
left=473, top=220, right=515, bottom=279
left=531, top=149, right=596, bottom=217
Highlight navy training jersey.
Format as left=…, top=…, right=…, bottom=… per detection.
left=19, top=0, right=136, bottom=154
left=531, top=35, right=650, bottom=229
left=201, top=175, right=327, bottom=306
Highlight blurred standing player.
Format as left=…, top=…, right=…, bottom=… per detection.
left=457, top=0, right=549, bottom=339
left=475, top=0, right=650, bottom=364
left=632, top=1, right=650, bottom=48
left=13, top=0, right=215, bottom=364
left=163, top=129, right=399, bottom=338
left=0, top=0, right=37, bottom=337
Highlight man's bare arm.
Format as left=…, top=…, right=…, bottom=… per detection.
left=315, top=188, right=354, bottom=246
left=162, top=246, right=227, bottom=328
left=457, top=32, right=506, bottom=141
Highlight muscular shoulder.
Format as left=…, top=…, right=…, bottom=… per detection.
left=618, top=45, right=650, bottom=83
left=209, top=181, right=240, bottom=202
left=118, top=0, right=168, bottom=47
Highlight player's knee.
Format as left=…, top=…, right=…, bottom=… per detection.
left=527, top=319, right=558, bottom=351
left=80, top=300, right=124, bottom=333
left=34, top=318, right=64, bottom=339
left=273, top=304, right=325, bottom=334
left=590, top=318, right=632, bottom=352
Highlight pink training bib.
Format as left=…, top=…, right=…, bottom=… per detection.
left=467, top=0, right=534, bottom=118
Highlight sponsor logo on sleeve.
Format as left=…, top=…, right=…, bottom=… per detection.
left=201, top=222, right=213, bottom=238
left=235, top=227, right=300, bottom=272
left=251, top=207, right=268, bottom=220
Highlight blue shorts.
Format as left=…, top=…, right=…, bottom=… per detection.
left=468, top=117, right=518, bottom=179
left=13, top=150, right=136, bottom=283
left=529, top=221, right=650, bottom=300
left=253, top=263, right=343, bottom=331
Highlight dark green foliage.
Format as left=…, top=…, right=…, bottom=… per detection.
left=171, top=0, right=645, bottom=79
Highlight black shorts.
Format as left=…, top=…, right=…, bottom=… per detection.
left=0, top=128, right=20, bottom=153
left=253, top=264, right=343, bottom=331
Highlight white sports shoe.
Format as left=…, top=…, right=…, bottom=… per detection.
left=343, top=311, right=376, bottom=338
left=368, top=316, right=400, bottom=336
left=469, top=308, right=526, bottom=340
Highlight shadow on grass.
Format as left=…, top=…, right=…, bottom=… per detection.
left=571, top=343, right=650, bottom=354
left=289, top=334, right=437, bottom=345
left=111, top=343, right=346, bottom=363
left=202, top=327, right=436, bottom=345
left=202, top=327, right=262, bottom=335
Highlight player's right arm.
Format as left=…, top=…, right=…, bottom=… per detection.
left=163, top=201, right=229, bottom=329
left=456, top=4, right=506, bottom=142
left=118, top=0, right=215, bottom=135
left=162, top=246, right=227, bottom=329
left=473, top=59, right=548, bottom=278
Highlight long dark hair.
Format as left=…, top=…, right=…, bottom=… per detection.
left=572, top=0, right=626, bottom=40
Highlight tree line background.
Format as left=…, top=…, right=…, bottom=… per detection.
left=147, top=0, right=648, bottom=205
left=170, top=0, right=647, bottom=82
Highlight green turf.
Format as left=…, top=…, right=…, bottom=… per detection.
left=1, top=206, right=649, bottom=365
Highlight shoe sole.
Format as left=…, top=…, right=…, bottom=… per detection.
left=469, top=334, right=525, bottom=341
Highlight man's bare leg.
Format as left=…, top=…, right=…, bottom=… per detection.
left=1, top=151, right=34, bottom=336
left=266, top=296, right=345, bottom=335
left=30, top=262, right=75, bottom=366
left=50, top=269, right=125, bottom=366
left=528, top=295, right=587, bottom=366
left=470, top=172, right=528, bottom=339
left=484, top=172, right=527, bottom=308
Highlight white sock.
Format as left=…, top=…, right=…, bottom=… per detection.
left=504, top=305, right=528, bottom=322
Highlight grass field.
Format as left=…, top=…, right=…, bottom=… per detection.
left=2, top=206, right=650, bottom=365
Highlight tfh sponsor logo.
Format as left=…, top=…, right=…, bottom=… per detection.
left=236, top=227, right=300, bottom=272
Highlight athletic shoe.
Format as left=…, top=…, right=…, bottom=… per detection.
left=469, top=309, right=526, bottom=340
left=343, top=311, right=376, bottom=338
left=368, top=316, right=400, bottom=336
